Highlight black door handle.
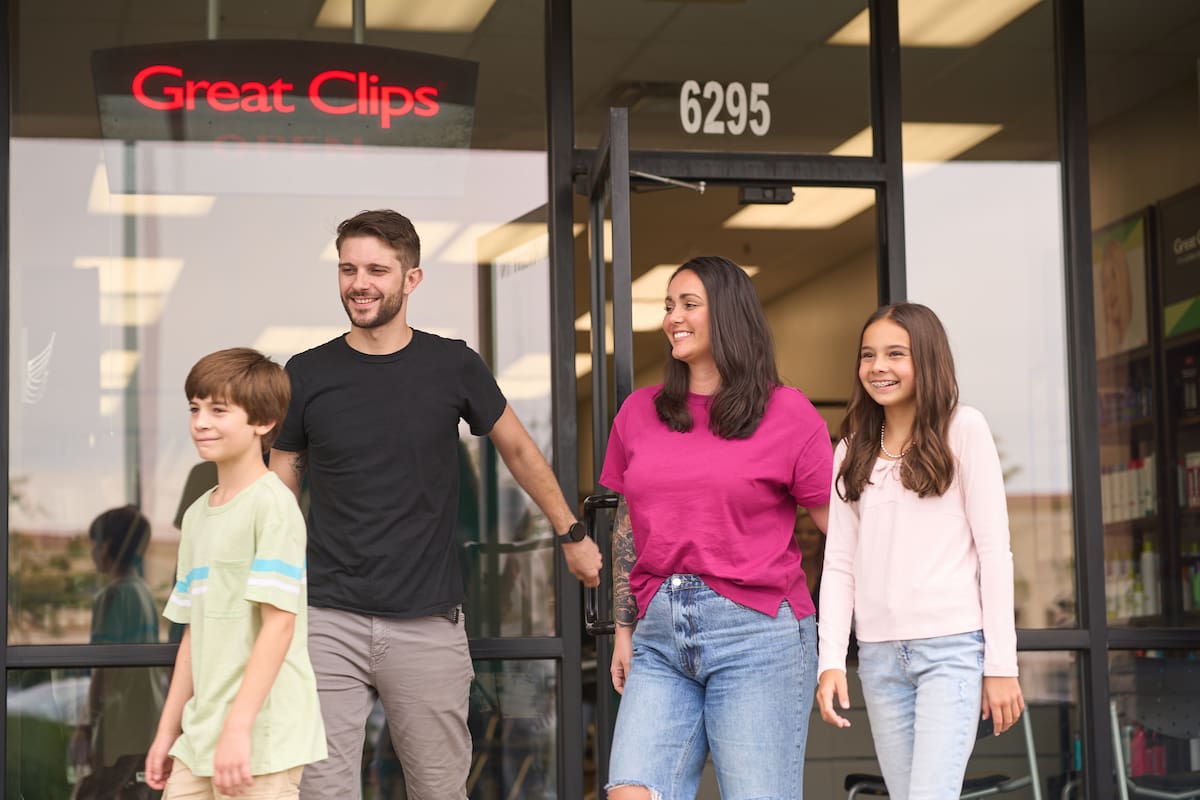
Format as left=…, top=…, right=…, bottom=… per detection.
left=583, top=493, right=619, bottom=636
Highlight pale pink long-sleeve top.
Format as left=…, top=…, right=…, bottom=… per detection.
left=817, top=405, right=1019, bottom=677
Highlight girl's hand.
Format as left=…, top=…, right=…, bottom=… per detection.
left=816, top=669, right=852, bottom=728
left=981, top=676, right=1024, bottom=735
left=611, top=625, right=634, bottom=695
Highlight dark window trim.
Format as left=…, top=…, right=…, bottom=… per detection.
left=1, top=0, right=12, bottom=773
left=545, top=1, right=585, bottom=799
left=1054, top=0, right=1115, bottom=794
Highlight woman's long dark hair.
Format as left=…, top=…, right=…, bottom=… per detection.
left=654, top=256, right=780, bottom=439
left=836, top=303, right=959, bottom=501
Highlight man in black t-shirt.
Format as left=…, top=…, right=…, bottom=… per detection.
left=269, top=209, right=602, bottom=800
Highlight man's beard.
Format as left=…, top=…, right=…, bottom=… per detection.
left=342, top=290, right=405, bottom=329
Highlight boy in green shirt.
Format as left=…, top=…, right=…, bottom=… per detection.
left=146, top=348, right=326, bottom=798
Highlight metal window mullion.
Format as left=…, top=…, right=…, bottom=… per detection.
left=545, top=1, right=585, bottom=798
left=869, top=0, right=906, bottom=304
left=1053, top=0, right=1114, bottom=795
left=609, top=109, right=634, bottom=409
left=1, top=0, right=12, bottom=771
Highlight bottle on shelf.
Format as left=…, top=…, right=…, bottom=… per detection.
left=1140, top=540, right=1160, bottom=616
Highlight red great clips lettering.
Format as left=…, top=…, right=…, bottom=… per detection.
left=93, top=40, right=478, bottom=148
left=130, top=64, right=440, bottom=129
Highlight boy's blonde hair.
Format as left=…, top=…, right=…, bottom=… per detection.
left=184, top=348, right=290, bottom=451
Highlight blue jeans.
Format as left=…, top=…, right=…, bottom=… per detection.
left=607, top=575, right=817, bottom=800
left=856, top=631, right=985, bottom=800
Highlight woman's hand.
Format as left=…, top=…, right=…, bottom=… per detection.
left=611, top=625, right=634, bottom=695
left=981, top=676, right=1024, bottom=735
left=816, top=669, right=852, bottom=728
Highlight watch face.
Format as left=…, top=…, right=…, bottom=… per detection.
left=565, top=521, right=586, bottom=541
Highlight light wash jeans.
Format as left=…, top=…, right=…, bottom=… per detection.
left=607, top=574, right=818, bottom=800
left=856, top=630, right=985, bottom=800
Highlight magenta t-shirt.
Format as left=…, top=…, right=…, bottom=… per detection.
left=600, top=385, right=833, bottom=620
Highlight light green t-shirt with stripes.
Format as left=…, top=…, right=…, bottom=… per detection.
left=165, top=470, right=327, bottom=776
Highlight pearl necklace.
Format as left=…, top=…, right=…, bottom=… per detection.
left=880, top=423, right=912, bottom=459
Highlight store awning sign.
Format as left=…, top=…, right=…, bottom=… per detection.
left=92, top=40, right=478, bottom=149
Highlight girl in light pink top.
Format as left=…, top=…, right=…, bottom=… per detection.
left=816, top=303, right=1024, bottom=800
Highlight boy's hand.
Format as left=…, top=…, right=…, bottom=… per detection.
left=213, top=724, right=254, bottom=795
left=981, top=676, right=1024, bottom=735
left=144, top=732, right=177, bottom=790
left=816, top=669, right=853, bottom=728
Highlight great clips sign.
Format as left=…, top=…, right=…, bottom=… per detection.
left=92, top=41, right=478, bottom=148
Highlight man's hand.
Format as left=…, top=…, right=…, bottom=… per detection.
left=213, top=723, right=254, bottom=796
left=816, top=669, right=853, bottom=728
left=562, top=537, right=602, bottom=587
left=144, top=731, right=177, bottom=791
left=981, top=676, right=1024, bottom=735
left=611, top=626, right=634, bottom=694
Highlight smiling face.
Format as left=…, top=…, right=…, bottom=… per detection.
left=338, top=235, right=422, bottom=331
left=662, top=269, right=713, bottom=368
left=189, top=396, right=274, bottom=466
left=858, top=317, right=916, bottom=412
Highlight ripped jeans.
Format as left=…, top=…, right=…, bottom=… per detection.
left=606, top=575, right=817, bottom=800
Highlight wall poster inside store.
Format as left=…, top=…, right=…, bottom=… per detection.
left=1159, top=185, right=1200, bottom=339
left=1093, top=210, right=1151, bottom=358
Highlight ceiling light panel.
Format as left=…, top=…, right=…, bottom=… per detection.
left=831, top=122, right=1003, bottom=160
left=88, top=165, right=215, bottom=217
left=829, top=0, right=1043, bottom=47
left=315, top=0, right=498, bottom=33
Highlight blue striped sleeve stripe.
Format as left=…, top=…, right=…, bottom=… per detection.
left=248, top=558, right=306, bottom=595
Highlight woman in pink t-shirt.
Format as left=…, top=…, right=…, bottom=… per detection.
left=816, top=303, right=1024, bottom=800
left=602, top=256, right=832, bottom=800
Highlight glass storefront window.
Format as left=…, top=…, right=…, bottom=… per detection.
left=900, top=0, right=1076, bottom=630
left=1086, top=0, right=1200, bottom=630
left=6, top=661, right=557, bottom=800
left=9, top=0, right=556, bottom=643
left=1108, top=651, right=1200, bottom=792
left=573, top=1, right=871, bottom=155
left=7, top=666, right=167, bottom=800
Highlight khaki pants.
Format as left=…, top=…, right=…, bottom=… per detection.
left=163, top=761, right=303, bottom=800
left=300, top=606, right=474, bottom=800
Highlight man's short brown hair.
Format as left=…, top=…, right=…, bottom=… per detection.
left=336, top=209, right=421, bottom=269
left=184, top=348, right=290, bottom=451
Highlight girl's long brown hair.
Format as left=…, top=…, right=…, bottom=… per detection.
left=836, top=303, right=959, bottom=501
left=654, top=256, right=780, bottom=440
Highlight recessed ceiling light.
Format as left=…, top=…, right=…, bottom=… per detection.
left=88, top=165, right=214, bottom=217
left=100, top=350, right=140, bottom=390
left=315, top=0, right=498, bottom=33
left=828, top=0, right=1042, bottom=47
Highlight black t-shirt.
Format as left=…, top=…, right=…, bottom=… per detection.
left=274, top=331, right=507, bottom=617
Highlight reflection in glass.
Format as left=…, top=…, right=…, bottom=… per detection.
left=8, top=667, right=167, bottom=800
left=901, top=0, right=1075, bottom=630
left=1109, top=651, right=1200, bottom=794
left=10, top=0, right=556, bottom=643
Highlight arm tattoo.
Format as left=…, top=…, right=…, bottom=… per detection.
left=612, top=496, right=638, bottom=627
left=293, top=451, right=307, bottom=478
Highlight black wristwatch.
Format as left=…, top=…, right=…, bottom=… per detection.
left=556, top=520, right=587, bottom=544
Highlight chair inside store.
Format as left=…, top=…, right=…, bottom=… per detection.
left=1111, top=658, right=1200, bottom=800
left=844, top=713, right=1043, bottom=799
